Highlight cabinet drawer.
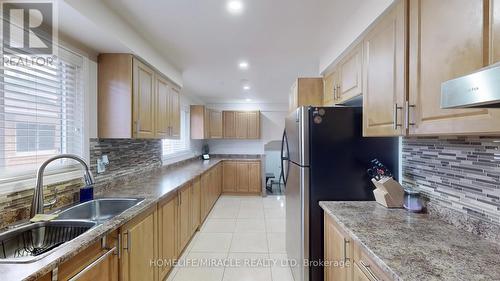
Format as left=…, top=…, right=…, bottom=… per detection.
left=353, top=242, right=392, bottom=281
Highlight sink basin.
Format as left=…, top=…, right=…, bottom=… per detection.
left=56, top=198, right=144, bottom=223
left=0, top=220, right=96, bottom=263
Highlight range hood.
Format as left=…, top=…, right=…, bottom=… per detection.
left=441, top=63, right=500, bottom=108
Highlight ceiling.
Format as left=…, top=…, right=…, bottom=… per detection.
left=62, top=0, right=389, bottom=104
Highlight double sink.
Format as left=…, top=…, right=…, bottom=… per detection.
left=0, top=198, right=143, bottom=263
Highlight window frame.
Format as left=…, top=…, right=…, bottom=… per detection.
left=162, top=105, right=193, bottom=160
left=0, top=41, right=90, bottom=195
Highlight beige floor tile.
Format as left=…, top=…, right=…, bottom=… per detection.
left=267, top=233, right=286, bottom=253
left=230, top=233, right=269, bottom=253
left=264, top=207, right=286, bottom=219
left=265, top=219, right=286, bottom=233
left=269, top=253, right=294, bottom=281
left=202, top=219, right=237, bottom=233
left=210, top=207, right=240, bottom=219
left=223, top=253, right=272, bottom=281
left=191, top=233, right=233, bottom=252
left=235, top=219, right=266, bottom=233
left=238, top=207, right=265, bottom=219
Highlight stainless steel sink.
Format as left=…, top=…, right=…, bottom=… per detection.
left=0, top=220, right=96, bottom=263
left=55, top=198, right=144, bottom=223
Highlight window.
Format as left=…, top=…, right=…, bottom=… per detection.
left=162, top=107, right=190, bottom=157
left=0, top=47, right=86, bottom=179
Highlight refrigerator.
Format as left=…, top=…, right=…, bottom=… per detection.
left=282, top=106, right=399, bottom=281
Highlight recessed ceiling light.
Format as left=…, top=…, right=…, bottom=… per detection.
left=246, top=98, right=252, bottom=102
left=239, top=61, right=249, bottom=70
left=243, top=85, right=251, bottom=90
left=227, top=0, right=244, bottom=14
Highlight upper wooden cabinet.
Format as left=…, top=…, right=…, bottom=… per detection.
left=98, top=54, right=181, bottom=139
left=190, top=105, right=223, bottom=139
left=234, top=111, right=261, bottom=139
left=323, top=69, right=339, bottom=106
left=493, top=0, right=500, bottom=64
left=289, top=78, right=323, bottom=113
left=362, top=0, right=407, bottom=137
left=408, top=0, right=500, bottom=135
left=223, top=111, right=237, bottom=138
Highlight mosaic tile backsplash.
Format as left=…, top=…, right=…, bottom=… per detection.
left=403, top=136, right=500, bottom=241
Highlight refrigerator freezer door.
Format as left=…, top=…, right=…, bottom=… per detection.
left=286, top=162, right=310, bottom=281
left=285, top=107, right=310, bottom=167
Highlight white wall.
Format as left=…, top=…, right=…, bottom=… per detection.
left=206, top=103, right=288, bottom=155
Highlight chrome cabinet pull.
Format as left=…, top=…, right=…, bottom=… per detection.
left=393, top=103, right=403, bottom=130
left=68, top=246, right=117, bottom=281
left=360, top=260, right=380, bottom=281
left=405, top=101, right=416, bottom=129
left=343, top=238, right=350, bottom=263
left=123, top=231, right=131, bottom=252
left=333, top=86, right=337, bottom=100
left=336, top=85, right=341, bottom=100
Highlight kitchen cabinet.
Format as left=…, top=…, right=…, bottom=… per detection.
left=493, top=0, right=500, bottom=64
left=155, top=75, right=180, bottom=139
left=323, top=68, right=339, bottom=106
left=248, top=162, right=262, bottom=193
left=288, top=78, right=323, bottom=113
left=178, top=182, right=192, bottom=252
left=408, top=0, right=500, bottom=135
left=209, top=109, right=223, bottom=138
left=222, top=161, right=237, bottom=192
left=223, top=111, right=237, bottom=138
left=338, top=44, right=363, bottom=103
left=236, top=162, right=250, bottom=192
left=98, top=54, right=181, bottom=139
left=324, top=215, right=351, bottom=281
left=58, top=232, right=119, bottom=281
left=120, top=206, right=157, bottom=281
left=324, top=214, right=391, bottom=281
left=191, top=176, right=201, bottom=234
left=234, top=111, right=261, bottom=139
left=362, top=0, right=407, bottom=137
left=200, top=164, right=222, bottom=221
left=157, top=194, right=178, bottom=281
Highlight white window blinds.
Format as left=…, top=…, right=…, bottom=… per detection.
left=163, top=107, right=190, bottom=157
left=0, top=47, right=85, bottom=179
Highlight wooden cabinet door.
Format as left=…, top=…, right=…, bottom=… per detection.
left=155, top=75, right=169, bottom=138
left=209, top=110, right=223, bottom=138
left=236, top=162, right=249, bottom=192
left=362, top=0, right=407, bottom=137
left=223, top=111, right=237, bottom=138
left=121, top=210, right=157, bottom=281
left=191, top=177, right=201, bottom=234
left=324, top=215, right=350, bottom=281
left=248, top=162, right=261, bottom=193
left=200, top=172, right=210, bottom=221
left=493, top=0, right=500, bottom=64
left=353, top=263, right=371, bottom=281
left=204, top=108, right=210, bottom=139
left=132, top=58, right=155, bottom=139
left=223, top=161, right=237, bottom=192
left=235, top=112, right=248, bottom=138
left=247, top=112, right=260, bottom=139
left=323, top=68, right=339, bottom=106
left=178, top=184, right=191, bottom=252
left=339, top=44, right=363, bottom=103
left=158, top=195, right=177, bottom=281
left=168, top=86, right=181, bottom=139
left=408, top=0, right=500, bottom=135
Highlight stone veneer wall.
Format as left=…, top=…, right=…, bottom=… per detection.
left=402, top=136, right=500, bottom=242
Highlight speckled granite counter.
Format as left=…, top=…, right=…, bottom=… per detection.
left=1, top=158, right=259, bottom=281
left=319, top=201, right=500, bottom=281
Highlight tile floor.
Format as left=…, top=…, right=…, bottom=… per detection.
left=166, top=195, right=293, bottom=281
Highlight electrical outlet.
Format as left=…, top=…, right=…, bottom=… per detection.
left=97, top=154, right=109, bottom=174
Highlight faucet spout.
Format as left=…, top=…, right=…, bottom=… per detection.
left=30, top=154, right=95, bottom=218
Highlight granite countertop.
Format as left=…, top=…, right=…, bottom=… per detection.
left=319, top=201, right=500, bottom=281
left=1, top=158, right=259, bottom=281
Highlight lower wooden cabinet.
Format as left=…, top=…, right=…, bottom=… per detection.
left=178, top=182, right=192, bottom=252
left=58, top=231, right=119, bottom=281
left=158, top=194, right=178, bottom=281
left=223, top=160, right=261, bottom=194
left=324, top=214, right=391, bottom=281
left=191, top=176, right=201, bottom=234
left=120, top=207, right=158, bottom=281
left=200, top=164, right=222, bottom=222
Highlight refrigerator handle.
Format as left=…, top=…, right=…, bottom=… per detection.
left=281, top=130, right=289, bottom=186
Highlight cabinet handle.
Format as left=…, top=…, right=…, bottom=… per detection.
left=393, top=104, right=403, bottom=130
left=68, top=246, right=117, bottom=281
left=343, top=238, right=350, bottom=263
left=360, top=260, right=380, bottom=281
left=333, top=86, right=337, bottom=100
left=405, top=101, right=416, bottom=129
left=123, top=231, right=131, bottom=253
left=336, top=85, right=341, bottom=100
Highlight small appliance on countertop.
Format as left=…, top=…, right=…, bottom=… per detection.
left=201, top=143, right=210, bottom=160
left=403, top=188, right=424, bottom=213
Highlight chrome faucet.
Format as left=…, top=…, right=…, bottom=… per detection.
left=30, top=154, right=95, bottom=218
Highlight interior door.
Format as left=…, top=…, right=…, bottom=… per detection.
left=408, top=0, right=500, bottom=135
left=132, top=58, right=155, bottom=139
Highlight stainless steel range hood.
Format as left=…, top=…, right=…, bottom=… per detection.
left=441, top=63, right=500, bottom=108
